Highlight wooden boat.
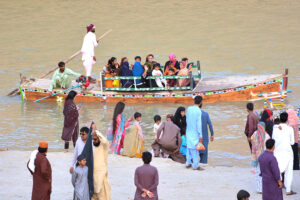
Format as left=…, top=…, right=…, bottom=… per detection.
left=20, top=61, right=289, bottom=104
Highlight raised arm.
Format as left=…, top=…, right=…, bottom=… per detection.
left=98, top=131, right=109, bottom=147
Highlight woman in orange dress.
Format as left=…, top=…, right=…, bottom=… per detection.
left=104, top=57, right=119, bottom=88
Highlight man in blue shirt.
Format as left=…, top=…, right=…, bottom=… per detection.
left=199, top=104, right=214, bottom=164
left=186, top=96, right=204, bottom=170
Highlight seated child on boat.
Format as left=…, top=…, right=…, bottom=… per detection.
left=152, top=63, right=167, bottom=88
left=164, top=60, right=178, bottom=75
left=167, top=68, right=177, bottom=87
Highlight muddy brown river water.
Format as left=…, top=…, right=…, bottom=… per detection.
left=0, top=0, right=299, bottom=166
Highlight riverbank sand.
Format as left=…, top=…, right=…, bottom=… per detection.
left=0, top=151, right=299, bottom=200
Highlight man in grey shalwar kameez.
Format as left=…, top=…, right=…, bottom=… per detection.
left=151, top=120, right=185, bottom=163
left=72, top=154, right=89, bottom=200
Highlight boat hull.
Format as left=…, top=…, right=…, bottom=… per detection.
left=22, top=79, right=284, bottom=104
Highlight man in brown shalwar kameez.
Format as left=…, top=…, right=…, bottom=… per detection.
left=27, top=142, right=52, bottom=200
left=152, top=117, right=185, bottom=163
left=244, top=102, right=259, bottom=151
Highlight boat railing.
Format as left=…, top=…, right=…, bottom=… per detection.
left=99, top=60, right=201, bottom=92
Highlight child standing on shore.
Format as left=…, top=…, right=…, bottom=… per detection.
left=72, top=154, right=89, bottom=200
left=180, top=133, right=187, bottom=159
left=153, top=115, right=162, bottom=139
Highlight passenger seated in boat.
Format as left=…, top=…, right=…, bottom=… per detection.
left=181, top=57, right=193, bottom=70
left=137, top=64, right=158, bottom=88
left=132, top=56, right=144, bottom=86
left=120, top=57, right=133, bottom=88
left=167, top=68, right=177, bottom=87
left=49, top=61, right=81, bottom=95
left=144, top=54, right=156, bottom=72
left=104, top=57, right=120, bottom=88
left=164, top=53, right=180, bottom=71
left=164, top=60, right=178, bottom=75
left=178, top=61, right=190, bottom=87
left=152, top=63, right=167, bottom=88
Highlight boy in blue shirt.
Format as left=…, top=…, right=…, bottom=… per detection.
left=180, top=133, right=187, bottom=159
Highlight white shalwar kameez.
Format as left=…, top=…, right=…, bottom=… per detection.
left=152, top=69, right=167, bottom=87
left=71, top=137, right=86, bottom=168
left=81, top=31, right=98, bottom=77
left=273, top=124, right=295, bottom=193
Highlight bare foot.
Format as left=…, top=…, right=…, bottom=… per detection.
left=64, top=149, right=69, bottom=153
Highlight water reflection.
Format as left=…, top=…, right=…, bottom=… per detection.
left=0, top=97, right=264, bottom=166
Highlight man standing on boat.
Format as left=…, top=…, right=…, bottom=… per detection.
left=81, top=24, right=98, bottom=83
left=48, top=61, right=81, bottom=95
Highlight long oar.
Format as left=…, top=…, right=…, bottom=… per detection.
left=34, top=84, right=81, bottom=103
left=8, top=29, right=112, bottom=96
left=39, top=29, right=112, bottom=79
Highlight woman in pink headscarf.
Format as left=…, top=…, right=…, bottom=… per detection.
left=164, top=53, right=180, bottom=71
left=287, top=108, right=299, bottom=170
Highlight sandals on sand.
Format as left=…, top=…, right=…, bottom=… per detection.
left=186, top=164, right=192, bottom=169
left=286, top=191, right=297, bottom=195
left=193, top=167, right=205, bottom=171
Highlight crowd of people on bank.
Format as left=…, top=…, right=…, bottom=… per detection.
left=244, top=102, right=299, bottom=199
left=26, top=89, right=299, bottom=200
left=27, top=94, right=214, bottom=200
left=103, top=54, right=194, bottom=89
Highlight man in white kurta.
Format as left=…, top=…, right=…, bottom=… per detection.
left=186, top=96, right=203, bottom=170
left=273, top=112, right=295, bottom=194
left=81, top=24, right=98, bottom=82
left=92, top=130, right=111, bottom=200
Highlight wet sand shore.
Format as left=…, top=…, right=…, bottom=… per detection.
left=0, top=151, right=299, bottom=200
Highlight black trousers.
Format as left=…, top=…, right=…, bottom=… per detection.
left=292, top=143, right=299, bottom=170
